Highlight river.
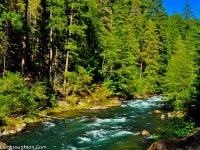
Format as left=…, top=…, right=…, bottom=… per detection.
left=2, top=96, right=168, bottom=150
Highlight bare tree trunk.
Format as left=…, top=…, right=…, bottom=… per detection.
left=63, top=51, right=69, bottom=91
left=53, top=47, right=58, bottom=89
left=21, top=0, right=29, bottom=75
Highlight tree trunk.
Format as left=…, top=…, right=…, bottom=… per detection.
left=49, top=7, right=53, bottom=80
left=63, top=3, right=73, bottom=91
left=21, top=0, right=29, bottom=75
left=53, top=47, right=58, bottom=89
left=63, top=51, right=69, bottom=91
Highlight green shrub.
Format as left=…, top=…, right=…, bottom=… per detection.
left=0, top=72, right=37, bottom=118
left=155, top=117, right=195, bottom=139
left=66, top=95, right=78, bottom=106
left=0, top=72, right=54, bottom=124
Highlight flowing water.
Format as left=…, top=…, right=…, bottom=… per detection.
left=2, top=96, right=169, bottom=150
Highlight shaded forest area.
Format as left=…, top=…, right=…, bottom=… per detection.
left=0, top=0, right=200, bottom=129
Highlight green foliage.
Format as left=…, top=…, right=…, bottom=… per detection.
left=0, top=72, right=54, bottom=123
left=66, top=95, right=78, bottom=106
left=65, top=65, right=92, bottom=95
left=30, top=81, right=48, bottom=107
left=0, top=72, right=37, bottom=118
left=90, top=84, right=112, bottom=104
left=163, top=37, right=197, bottom=110
left=0, top=11, right=23, bottom=29
left=155, top=117, right=195, bottom=139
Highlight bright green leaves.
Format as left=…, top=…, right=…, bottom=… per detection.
left=0, top=12, right=23, bottom=29
left=0, top=72, right=36, bottom=118
left=139, top=19, right=160, bottom=94
left=47, top=0, right=66, bottom=32
left=0, top=72, right=52, bottom=119
left=155, top=117, right=195, bottom=139
left=164, top=37, right=197, bottom=110
left=65, top=66, right=92, bottom=95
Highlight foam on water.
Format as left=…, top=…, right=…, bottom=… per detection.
left=132, top=132, right=141, bottom=135
left=96, top=117, right=126, bottom=124
left=147, top=96, right=165, bottom=102
left=66, top=146, right=78, bottom=150
left=124, top=96, right=164, bottom=108
left=42, top=121, right=56, bottom=127
left=78, top=128, right=137, bottom=144
left=113, top=131, right=134, bottom=137
left=77, top=137, right=91, bottom=143
left=86, top=129, right=108, bottom=140
left=88, top=117, right=127, bottom=127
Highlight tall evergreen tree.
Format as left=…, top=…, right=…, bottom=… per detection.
left=139, top=19, right=160, bottom=94
left=164, top=37, right=197, bottom=110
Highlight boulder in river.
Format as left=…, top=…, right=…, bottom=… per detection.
left=153, top=110, right=162, bottom=114
left=141, top=130, right=151, bottom=137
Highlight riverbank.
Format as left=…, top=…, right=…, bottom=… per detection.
left=0, top=96, right=122, bottom=138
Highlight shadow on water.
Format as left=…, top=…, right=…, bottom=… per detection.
left=2, top=96, right=169, bottom=150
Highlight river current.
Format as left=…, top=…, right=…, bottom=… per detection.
left=2, top=96, right=168, bottom=150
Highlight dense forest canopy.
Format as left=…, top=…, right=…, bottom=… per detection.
left=0, top=0, right=200, bottom=126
